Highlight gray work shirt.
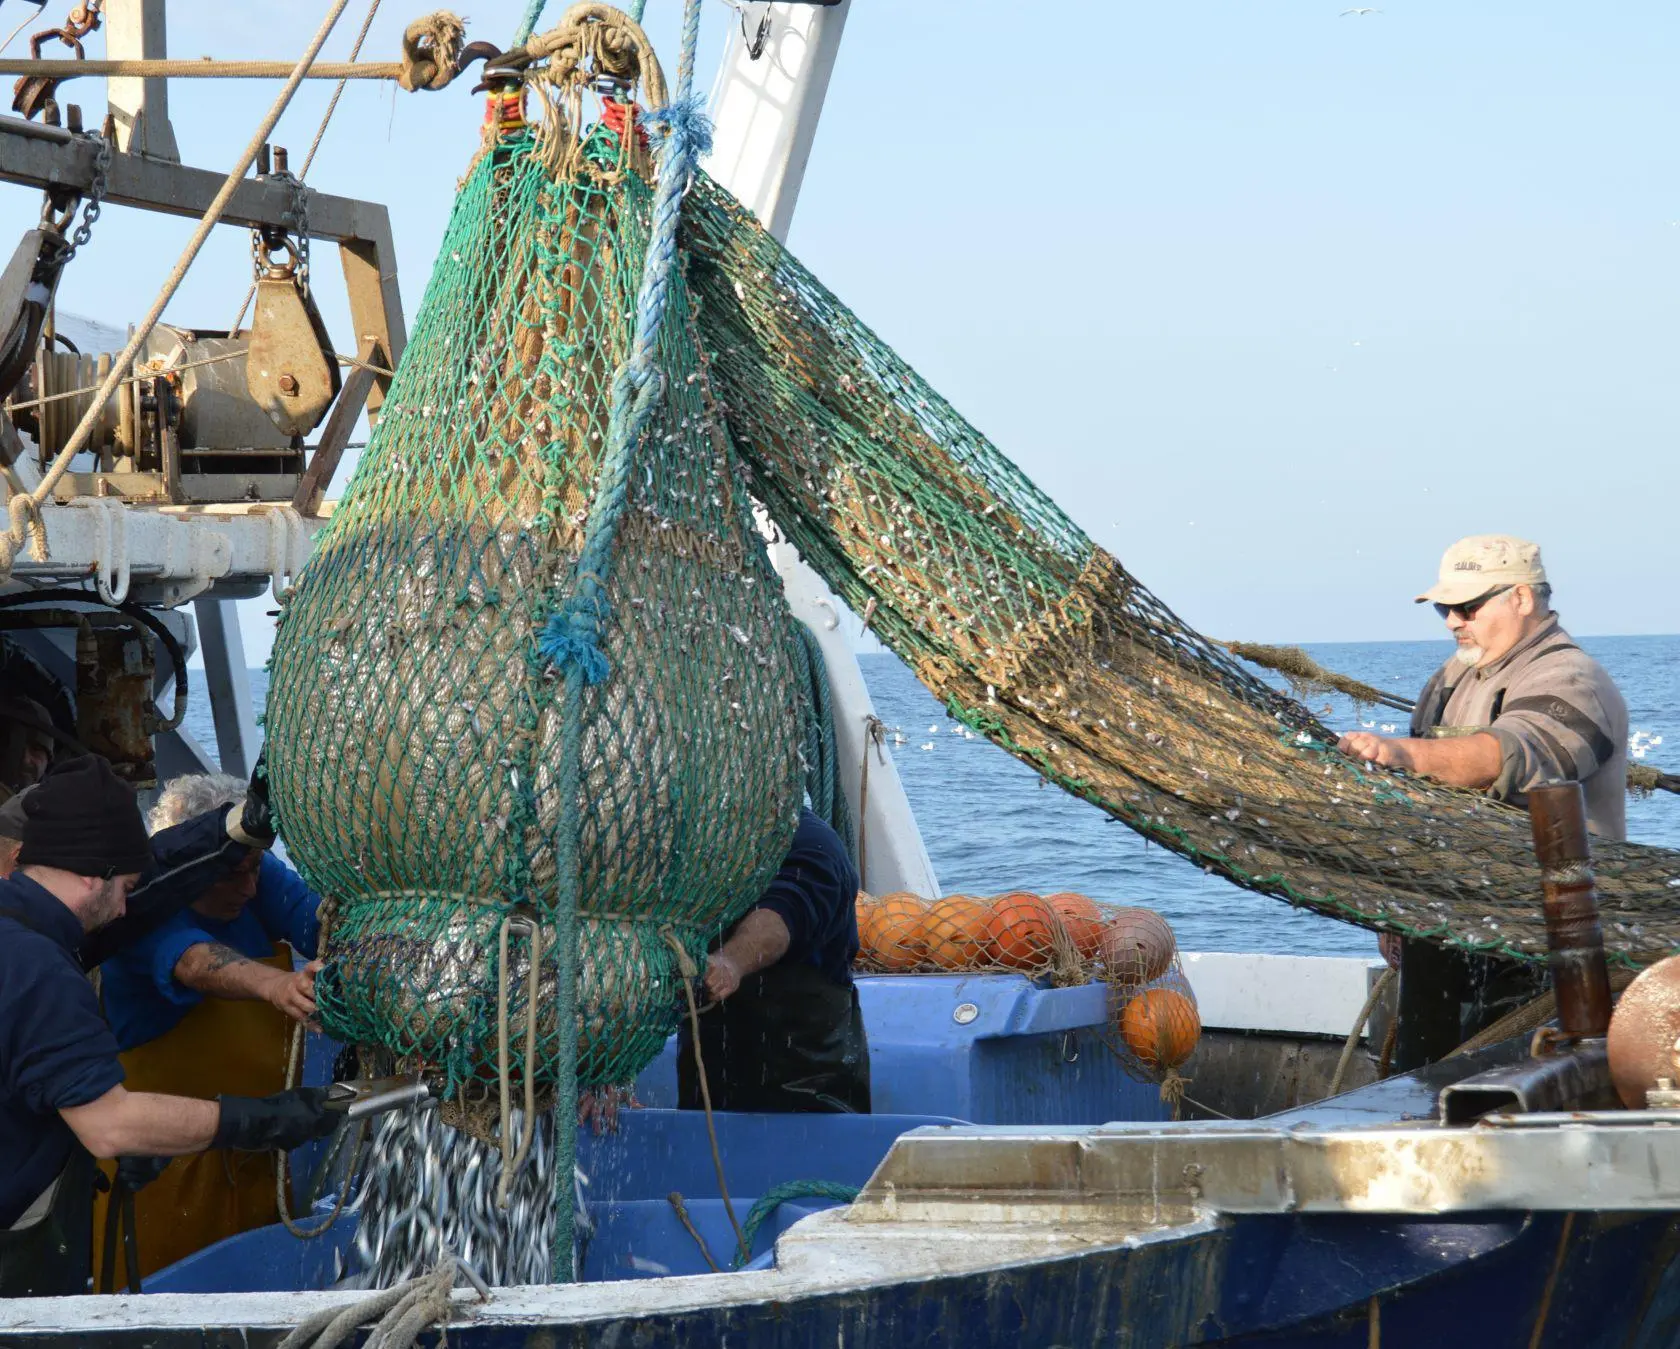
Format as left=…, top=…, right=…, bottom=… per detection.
left=1409, top=614, right=1628, bottom=840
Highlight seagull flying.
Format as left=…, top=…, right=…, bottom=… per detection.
left=1340, top=6, right=1381, bottom=13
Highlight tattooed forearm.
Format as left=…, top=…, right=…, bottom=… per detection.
left=203, top=943, right=249, bottom=972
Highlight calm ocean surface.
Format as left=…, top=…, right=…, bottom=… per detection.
left=197, top=634, right=1680, bottom=961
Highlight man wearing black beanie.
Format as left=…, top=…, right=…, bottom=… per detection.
left=0, top=756, right=334, bottom=1298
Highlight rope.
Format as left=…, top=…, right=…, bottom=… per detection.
left=537, top=0, right=710, bottom=684
left=3, top=349, right=394, bottom=417
left=276, top=898, right=365, bottom=1240
left=1328, top=966, right=1396, bottom=1097
left=1526, top=1213, right=1575, bottom=1349
left=1229, top=639, right=1679, bottom=798
left=227, top=0, right=394, bottom=335
left=731, top=1180, right=860, bottom=1269
left=494, top=915, right=540, bottom=1209
left=0, top=30, right=467, bottom=84
left=667, top=1190, right=720, bottom=1271
left=512, top=0, right=548, bottom=46
left=0, top=0, right=353, bottom=581
left=276, top=1254, right=485, bottom=1349
left=303, top=0, right=386, bottom=174
left=1444, top=966, right=1636, bottom=1059
left=661, top=927, right=749, bottom=1265
left=527, top=0, right=707, bottom=1279
left=793, top=623, right=856, bottom=866
left=858, top=714, right=887, bottom=889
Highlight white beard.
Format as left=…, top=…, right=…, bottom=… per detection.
left=1454, top=645, right=1483, bottom=668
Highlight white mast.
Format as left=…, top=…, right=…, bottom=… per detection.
left=705, top=2, right=940, bottom=898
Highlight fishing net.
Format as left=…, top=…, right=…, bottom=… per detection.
left=264, top=58, right=805, bottom=1101
left=854, top=890, right=1199, bottom=1083
left=681, top=180, right=1680, bottom=972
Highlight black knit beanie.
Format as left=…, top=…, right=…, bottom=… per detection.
left=18, top=755, right=151, bottom=877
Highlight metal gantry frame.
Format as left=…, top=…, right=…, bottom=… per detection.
left=0, top=54, right=407, bottom=775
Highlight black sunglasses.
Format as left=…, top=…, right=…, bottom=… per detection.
left=1433, top=586, right=1512, bottom=622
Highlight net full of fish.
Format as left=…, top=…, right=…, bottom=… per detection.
left=264, top=112, right=805, bottom=1098
left=262, top=15, right=811, bottom=1288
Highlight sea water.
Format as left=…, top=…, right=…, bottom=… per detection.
left=200, top=634, right=1679, bottom=960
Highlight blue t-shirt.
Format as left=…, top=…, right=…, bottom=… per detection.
left=751, top=809, right=860, bottom=987
left=100, top=854, right=321, bottom=1052
left=0, top=873, right=125, bottom=1228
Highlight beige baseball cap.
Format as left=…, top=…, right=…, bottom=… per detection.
left=1415, top=534, right=1547, bottom=606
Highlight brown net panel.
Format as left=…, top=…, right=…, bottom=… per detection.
left=682, top=178, right=1680, bottom=971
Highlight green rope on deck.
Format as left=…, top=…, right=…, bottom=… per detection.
left=731, top=1180, right=861, bottom=1268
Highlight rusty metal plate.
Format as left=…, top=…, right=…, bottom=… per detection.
left=246, top=275, right=339, bottom=437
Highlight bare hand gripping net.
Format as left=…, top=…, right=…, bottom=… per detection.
left=681, top=180, right=1680, bottom=971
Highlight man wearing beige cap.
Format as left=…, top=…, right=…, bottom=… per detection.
left=1337, top=534, right=1628, bottom=839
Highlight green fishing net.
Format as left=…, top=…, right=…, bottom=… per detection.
left=264, top=121, right=804, bottom=1096
left=680, top=178, right=1680, bottom=970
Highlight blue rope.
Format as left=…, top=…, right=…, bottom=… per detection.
left=512, top=0, right=547, bottom=47
left=538, top=0, right=711, bottom=687
left=539, top=0, right=708, bottom=1282
left=731, top=1181, right=861, bottom=1269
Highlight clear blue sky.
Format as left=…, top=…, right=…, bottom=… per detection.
left=10, top=0, right=1677, bottom=665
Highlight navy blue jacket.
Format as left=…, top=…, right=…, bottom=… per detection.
left=0, top=806, right=252, bottom=1226
left=750, top=809, right=860, bottom=987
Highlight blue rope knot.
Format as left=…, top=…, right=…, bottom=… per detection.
left=645, top=93, right=714, bottom=158
left=540, top=593, right=612, bottom=686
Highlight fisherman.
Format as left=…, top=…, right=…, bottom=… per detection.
left=92, top=774, right=325, bottom=1282
left=1336, top=534, right=1628, bottom=839
left=0, top=694, right=54, bottom=797
left=102, top=773, right=323, bottom=1050
left=0, top=787, right=26, bottom=876
left=1338, top=535, right=1629, bottom=1064
left=0, top=756, right=336, bottom=1298
left=678, top=808, right=871, bottom=1114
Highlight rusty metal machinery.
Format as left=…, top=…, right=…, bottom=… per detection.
left=0, top=587, right=188, bottom=788
left=10, top=321, right=310, bottom=503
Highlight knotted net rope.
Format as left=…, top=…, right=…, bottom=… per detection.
left=680, top=181, right=1680, bottom=970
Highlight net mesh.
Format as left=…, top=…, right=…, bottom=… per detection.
left=264, top=120, right=804, bottom=1097
left=855, top=891, right=1199, bottom=1082
left=681, top=178, right=1680, bottom=972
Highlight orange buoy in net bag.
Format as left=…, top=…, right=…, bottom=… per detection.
left=983, top=892, right=1058, bottom=969
left=1100, top=908, right=1176, bottom=989
left=921, top=895, right=991, bottom=971
left=863, top=892, right=927, bottom=972
left=1046, top=892, right=1104, bottom=961
left=1120, top=985, right=1201, bottom=1071
left=1608, top=953, right=1680, bottom=1108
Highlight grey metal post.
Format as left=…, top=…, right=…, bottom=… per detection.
left=193, top=598, right=258, bottom=777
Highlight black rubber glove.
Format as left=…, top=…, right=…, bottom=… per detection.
left=227, top=750, right=276, bottom=849
left=114, top=1154, right=173, bottom=1193
left=212, top=1087, right=336, bottom=1152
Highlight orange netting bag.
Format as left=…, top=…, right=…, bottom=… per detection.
left=853, top=889, right=1202, bottom=1104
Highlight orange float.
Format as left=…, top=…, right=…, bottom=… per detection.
left=920, top=895, right=991, bottom=970
left=1120, top=986, right=1201, bottom=1070
left=1099, top=908, right=1176, bottom=988
left=863, top=892, right=926, bottom=972
left=983, top=892, right=1057, bottom=969
left=1045, top=892, right=1104, bottom=961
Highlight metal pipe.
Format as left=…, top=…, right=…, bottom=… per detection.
left=1527, top=780, right=1613, bottom=1040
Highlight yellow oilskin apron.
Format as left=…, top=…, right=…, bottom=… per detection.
left=91, top=944, right=295, bottom=1285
